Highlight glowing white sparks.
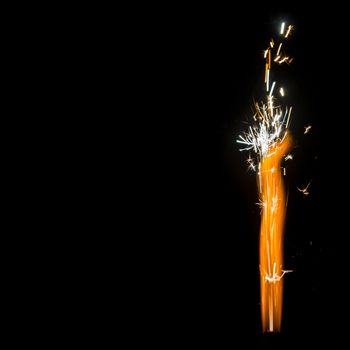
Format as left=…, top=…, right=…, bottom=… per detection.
left=265, top=262, right=292, bottom=283
left=256, top=199, right=266, bottom=209
left=265, top=269, right=292, bottom=283
left=304, top=125, right=312, bottom=134
left=246, top=156, right=256, bottom=171
left=237, top=101, right=291, bottom=159
left=285, top=25, right=293, bottom=38
left=297, top=181, right=311, bottom=196
left=266, top=69, right=270, bottom=92
left=258, top=163, right=262, bottom=193
left=285, top=154, right=293, bottom=161
left=278, top=57, right=289, bottom=64
left=280, top=22, right=285, bottom=35
left=279, top=87, right=284, bottom=96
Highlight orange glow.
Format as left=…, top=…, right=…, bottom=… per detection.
left=259, top=134, right=291, bottom=332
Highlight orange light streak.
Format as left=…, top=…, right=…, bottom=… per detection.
left=259, top=134, right=292, bottom=332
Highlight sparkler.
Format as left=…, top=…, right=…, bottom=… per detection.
left=236, top=22, right=295, bottom=332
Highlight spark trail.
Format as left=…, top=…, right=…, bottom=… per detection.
left=237, top=21, right=294, bottom=332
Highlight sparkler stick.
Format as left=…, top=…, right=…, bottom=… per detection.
left=236, top=22, right=294, bottom=332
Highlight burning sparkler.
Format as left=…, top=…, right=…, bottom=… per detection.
left=236, top=21, right=295, bottom=332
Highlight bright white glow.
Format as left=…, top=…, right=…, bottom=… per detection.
left=280, top=22, right=285, bottom=35
left=265, top=269, right=292, bottom=283
left=266, top=69, right=270, bottom=91
left=279, top=87, right=284, bottom=96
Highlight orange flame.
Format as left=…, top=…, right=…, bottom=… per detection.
left=259, top=134, right=291, bottom=332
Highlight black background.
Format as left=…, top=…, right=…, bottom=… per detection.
left=136, top=7, right=350, bottom=348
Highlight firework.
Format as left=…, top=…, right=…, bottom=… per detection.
left=237, top=22, right=294, bottom=332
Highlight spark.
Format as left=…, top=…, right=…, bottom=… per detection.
left=264, top=262, right=292, bottom=283
left=297, top=181, right=311, bottom=196
left=286, top=107, right=292, bottom=128
left=279, top=87, right=284, bottom=96
left=277, top=43, right=282, bottom=56
left=256, top=200, right=266, bottom=208
left=236, top=99, right=290, bottom=159
left=285, top=25, right=293, bottom=38
left=246, top=156, right=256, bottom=171
left=280, top=22, right=285, bottom=35
left=285, top=154, right=293, bottom=161
left=304, top=125, right=312, bottom=134
left=266, top=68, right=270, bottom=91
left=265, top=269, right=292, bottom=283
left=278, top=56, right=289, bottom=64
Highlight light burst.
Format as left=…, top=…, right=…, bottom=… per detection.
left=236, top=21, right=295, bottom=333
